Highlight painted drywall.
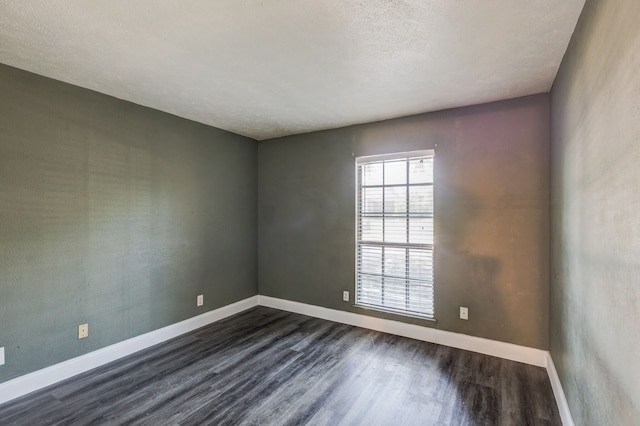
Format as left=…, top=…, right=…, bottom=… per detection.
left=549, top=0, right=640, bottom=424
left=0, top=64, right=258, bottom=383
left=258, top=94, right=550, bottom=349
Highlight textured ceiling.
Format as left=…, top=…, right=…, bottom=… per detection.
left=0, top=1, right=585, bottom=140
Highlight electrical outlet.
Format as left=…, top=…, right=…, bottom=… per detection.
left=78, top=323, right=89, bottom=339
left=197, top=294, right=204, bottom=307
left=460, top=307, right=469, bottom=320
left=342, top=291, right=349, bottom=302
left=0, top=347, right=5, bottom=366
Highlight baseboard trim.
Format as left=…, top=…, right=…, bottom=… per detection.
left=546, top=353, right=575, bottom=426
left=258, top=296, right=548, bottom=367
left=0, top=295, right=259, bottom=405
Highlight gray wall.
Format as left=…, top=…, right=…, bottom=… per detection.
left=550, top=0, right=640, bottom=424
left=0, top=64, right=258, bottom=383
left=259, top=94, right=550, bottom=349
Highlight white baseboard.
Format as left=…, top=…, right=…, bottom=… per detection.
left=0, top=295, right=259, bottom=405
left=546, top=353, right=575, bottom=426
left=258, top=296, right=548, bottom=367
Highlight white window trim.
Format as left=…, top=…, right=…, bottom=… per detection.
left=354, top=149, right=435, bottom=320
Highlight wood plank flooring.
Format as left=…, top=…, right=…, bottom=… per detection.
left=0, top=307, right=560, bottom=425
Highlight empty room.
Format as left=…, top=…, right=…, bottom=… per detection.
left=0, top=0, right=638, bottom=425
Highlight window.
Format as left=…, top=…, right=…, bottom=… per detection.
left=355, top=150, right=434, bottom=319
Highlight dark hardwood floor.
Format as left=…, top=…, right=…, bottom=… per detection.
left=0, top=307, right=561, bottom=425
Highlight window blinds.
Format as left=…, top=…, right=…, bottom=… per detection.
left=356, top=151, right=434, bottom=319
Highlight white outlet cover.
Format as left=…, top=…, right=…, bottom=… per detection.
left=460, top=307, right=469, bottom=320
left=0, top=347, right=4, bottom=366
left=78, top=323, right=89, bottom=339
left=197, top=295, right=204, bottom=307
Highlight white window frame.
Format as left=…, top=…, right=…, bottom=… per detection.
left=355, top=150, right=435, bottom=320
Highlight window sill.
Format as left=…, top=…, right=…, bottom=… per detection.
left=353, top=304, right=437, bottom=324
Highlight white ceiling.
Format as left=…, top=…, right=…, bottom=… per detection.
left=0, top=1, right=585, bottom=140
